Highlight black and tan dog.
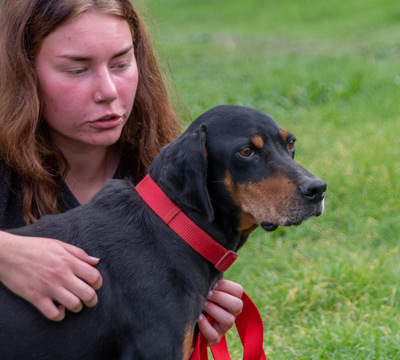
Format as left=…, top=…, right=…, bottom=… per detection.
left=0, top=105, right=326, bottom=359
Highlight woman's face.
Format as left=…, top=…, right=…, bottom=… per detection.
left=35, top=11, right=138, bottom=150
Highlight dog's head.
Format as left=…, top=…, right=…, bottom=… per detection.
left=148, top=105, right=326, bottom=244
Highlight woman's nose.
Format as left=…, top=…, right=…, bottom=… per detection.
left=94, top=67, right=118, bottom=103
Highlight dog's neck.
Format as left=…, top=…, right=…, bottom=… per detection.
left=208, top=201, right=254, bottom=251
left=136, top=175, right=238, bottom=272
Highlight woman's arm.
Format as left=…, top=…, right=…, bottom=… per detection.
left=197, top=279, right=244, bottom=346
left=0, top=231, right=103, bottom=321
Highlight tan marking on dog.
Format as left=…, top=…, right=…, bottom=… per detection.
left=182, top=325, right=195, bottom=360
left=224, top=172, right=258, bottom=231
left=251, top=136, right=264, bottom=149
left=224, top=171, right=299, bottom=230
left=279, top=129, right=288, bottom=141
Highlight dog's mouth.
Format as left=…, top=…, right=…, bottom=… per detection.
left=260, top=213, right=322, bottom=232
left=260, top=219, right=304, bottom=232
left=259, top=200, right=325, bottom=232
left=260, top=216, right=311, bottom=232
left=260, top=222, right=279, bottom=232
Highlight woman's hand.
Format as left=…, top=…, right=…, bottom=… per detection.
left=0, top=232, right=102, bottom=321
left=197, top=279, right=244, bottom=346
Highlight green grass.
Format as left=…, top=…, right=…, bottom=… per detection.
left=142, top=0, right=400, bottom=357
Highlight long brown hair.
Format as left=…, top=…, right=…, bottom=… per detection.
left=0, top=0, right=183, bottom=224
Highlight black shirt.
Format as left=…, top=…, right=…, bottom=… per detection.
left=0, top=159, right=129, bottom=230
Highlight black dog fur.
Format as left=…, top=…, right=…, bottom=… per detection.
left=0, top=105, right=326, bottom=359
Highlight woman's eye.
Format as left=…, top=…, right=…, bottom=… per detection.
left=239, top=148, right=254, bottom=157
left=288, top=140, right=295, bottom=150
left=65, top=68, right=87, bottom=76
left=112, top=62, right=130, bottom=71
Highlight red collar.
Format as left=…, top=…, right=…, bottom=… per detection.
left=136, top=175, right=238, bottom=272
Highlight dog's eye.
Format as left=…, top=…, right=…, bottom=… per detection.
left=288, top=139, right=295, bottom=150
left=239, top=148, right=254, bottom=157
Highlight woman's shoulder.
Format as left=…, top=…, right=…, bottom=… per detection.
left=0, top=156, right=11, bottom=195
left=0, top=158, right=9, bottom=220
left=0, top=157, right=25, bottom=229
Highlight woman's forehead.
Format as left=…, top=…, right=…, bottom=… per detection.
left=38, top=11, right=133, bottom=58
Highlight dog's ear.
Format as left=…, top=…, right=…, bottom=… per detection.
left=148, top=125, right=215, bottom=223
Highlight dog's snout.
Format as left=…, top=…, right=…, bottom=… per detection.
left=299, top=179, right=326, bottom=203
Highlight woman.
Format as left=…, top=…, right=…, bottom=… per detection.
left=0, top=0, right=243, bottom=348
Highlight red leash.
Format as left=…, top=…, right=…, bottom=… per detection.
left=191, top=292, right=267, bottom=360
left=136, top=175, right=267, bottom=360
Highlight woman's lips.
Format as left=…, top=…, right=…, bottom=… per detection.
left=90, top=116, right=123, bottom=129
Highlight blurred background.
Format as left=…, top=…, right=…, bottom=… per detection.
left=140, top=0, right=400, bottom=357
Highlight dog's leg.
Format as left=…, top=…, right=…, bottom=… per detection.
left=182, top=325, right=196, bottom=360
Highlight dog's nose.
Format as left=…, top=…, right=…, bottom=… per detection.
left=299, top=178, right=327, bottom=203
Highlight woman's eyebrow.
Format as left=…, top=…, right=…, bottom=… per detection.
left=57, top=45, right=134, bottom=61
left=112, top=46, right=134, bottom=58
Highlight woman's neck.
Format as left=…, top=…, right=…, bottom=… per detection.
left=63, top=145, right=121, bottom=205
